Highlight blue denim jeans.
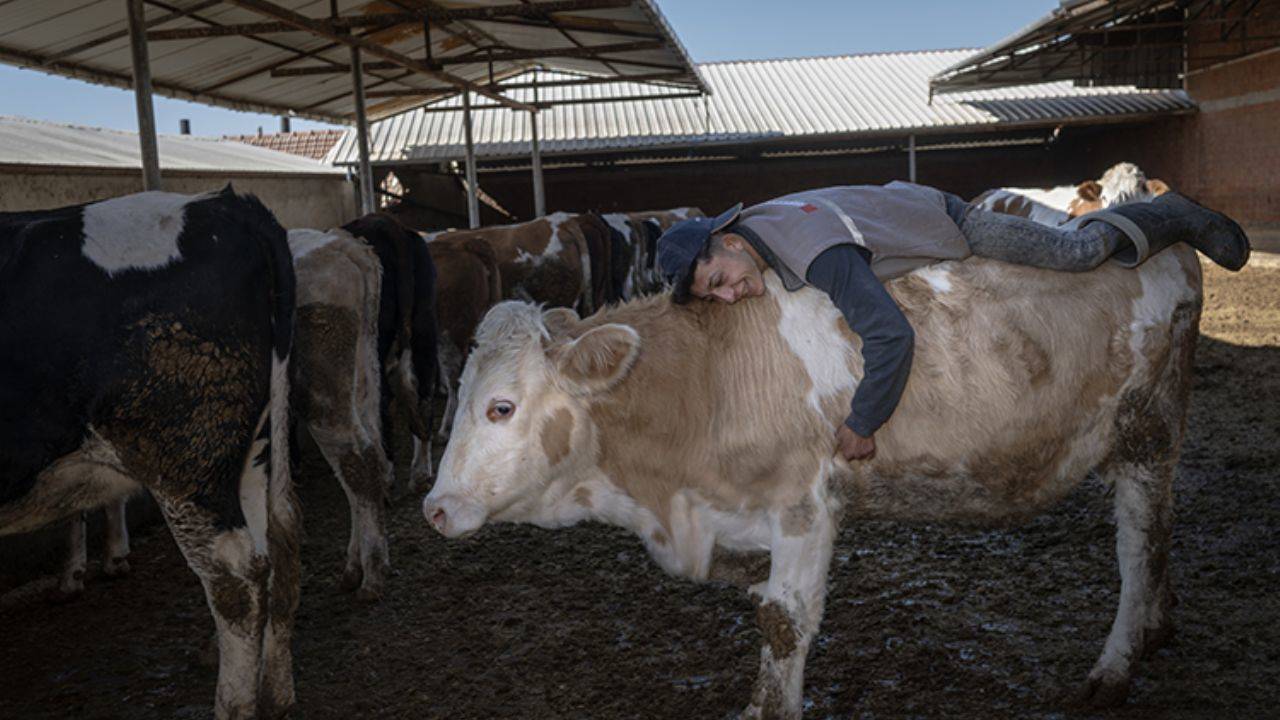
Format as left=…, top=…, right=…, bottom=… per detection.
left=941, top=192, right=1125, bottom=272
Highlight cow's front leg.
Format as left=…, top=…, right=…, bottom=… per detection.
left=102, top=496, right=132, bottom=577
left=743, top=496, right=836, bottom=720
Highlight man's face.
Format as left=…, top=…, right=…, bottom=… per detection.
left=689, top=234, right=765, bottom=304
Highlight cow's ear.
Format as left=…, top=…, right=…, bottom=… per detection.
left=1146, top=178, right=1170, bottom=196
left=542, top=307, right=581, bottom=340
left=1076, top=180, right=1102, bottom=202
left=548, top=324, right=640, bottom=395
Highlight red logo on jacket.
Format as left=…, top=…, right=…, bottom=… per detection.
left=800, top=203, right=818, bottom=213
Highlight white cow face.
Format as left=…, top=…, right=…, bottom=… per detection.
left=423, top=303, right=640, bottom=538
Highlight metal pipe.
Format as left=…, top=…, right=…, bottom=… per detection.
left=530, top=73, right=546, bottom=218
left=463, top=90, right=480, bottom=228
left=908, top=134, right=917, bottom=183
left=351, top=47, right=376, bottom=215
left=126, top=0, right=162, bottom=190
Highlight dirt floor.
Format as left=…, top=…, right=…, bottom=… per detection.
left=2, top=257, right=1277, bottom=720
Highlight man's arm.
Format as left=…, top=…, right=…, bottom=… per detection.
left=804, top=245, right=915, bottom=453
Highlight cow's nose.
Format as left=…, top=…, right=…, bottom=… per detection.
left=425, top=503, right=447, bottom=534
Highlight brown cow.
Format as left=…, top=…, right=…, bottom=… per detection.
left=427, top=235, right=503, bottom=449
left=430, top=212, right=593, bottom=314
left=425, top=244, right=1203, bottom=717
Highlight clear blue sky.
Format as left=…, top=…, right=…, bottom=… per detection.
left=0, top=1, right=1054, bottom=137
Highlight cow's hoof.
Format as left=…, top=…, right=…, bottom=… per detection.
left=104, top=557, right=131, bottom=578
left=49, top=584, right=84, bottom=604
left=355, top=585, right=384, bottom=603
left=1071, top=671, right=1131, bottom=708
left=338, top=567, right=363, bottom=593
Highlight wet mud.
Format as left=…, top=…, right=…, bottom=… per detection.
left=1, top=258, right=1277, bottom=719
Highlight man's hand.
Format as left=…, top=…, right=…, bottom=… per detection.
left=835, top=425, right=876, bottom=461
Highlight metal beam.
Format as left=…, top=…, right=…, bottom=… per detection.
left=150, top=0, right=632, bottom=39
left=272, top=40, right=666, bottom=76
left=126, top=0, right=161, bottom=190
left=352, top=48, right=376, bottom=215
left=414, top=91, right=704, bottom=112
left=221, top=0, right=534, bottom=111
left=47, top=0, right=220, bottom=62
left=907, top=134, right=916, bottom=183
left=462, top=91, right=481, bottom=228
left=530, top=73, right=546, bottom=217
left=364, top=71, right=691, bottom=97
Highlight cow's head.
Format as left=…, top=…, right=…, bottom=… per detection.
left=422, top=303, right=640, bottom=538
left=1067, top=163, right=1172, bottom=216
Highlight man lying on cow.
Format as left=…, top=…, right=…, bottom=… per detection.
left=657, top=181, right=1250, bottom=463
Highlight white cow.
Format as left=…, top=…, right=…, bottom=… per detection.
left=972, top=162, right=1171, bottom=226
left=424, top=244, right=1203, bottom=717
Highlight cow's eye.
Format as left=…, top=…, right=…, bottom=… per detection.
left=486, top=400, right=516, bottom=422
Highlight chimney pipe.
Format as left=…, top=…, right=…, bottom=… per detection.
left=179, top=118, right=191, bottom=135
left=280, top=116, right=291, bottom=133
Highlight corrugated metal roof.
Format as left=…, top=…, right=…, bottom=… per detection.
left=0, top=1, right=705, bottom=124
left=329, top=48, right=1195, bottom=165
left=0, top=115, right=344, bottom=174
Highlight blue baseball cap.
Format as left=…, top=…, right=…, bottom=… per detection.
left=656, top=203, right=743, bottom=303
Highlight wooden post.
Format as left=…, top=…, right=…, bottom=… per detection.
left=530, top=72, right=546, bottom=218
left=351, top=47, right=376, bottom=214
left=908, top=134, right=917, bottom=183
left=126, top=0, right=161, bottom=190
left=463, top=90, right=480, bottom=228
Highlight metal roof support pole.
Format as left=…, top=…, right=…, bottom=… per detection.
left=350, top=47, right=376, bottom=215
left=463, top=90, right=480, bottom=228
left=530, top=73, right=546, bottom=218
left=126, top=0, right=161, bottom=190
left=908, top=134, right=917, bottom=183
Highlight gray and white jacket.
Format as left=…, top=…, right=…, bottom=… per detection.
left=732, top=182, right=969, bottom=436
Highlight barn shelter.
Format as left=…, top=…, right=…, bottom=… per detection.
left=0, top=0, right=705, bottom=224
left=0, top=115, right=354, bottom=227
left=326, top=49, right=1196, bottom=228
left=932, top=0, right=1280, bottom=246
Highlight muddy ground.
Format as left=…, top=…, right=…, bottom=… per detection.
left=2, top=257, right=1277, bottom=719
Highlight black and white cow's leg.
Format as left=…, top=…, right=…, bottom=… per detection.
left=743, top=496, right=837, bottom=720
left=56, top=512, right=88, bottom=599
left=1077, top=460, right=1176, bottom=707
left=158, top=499, right=270, bottom=720
left=312, top=427, right=392, bottom=601
left=102, top=496, right=131, bottom=577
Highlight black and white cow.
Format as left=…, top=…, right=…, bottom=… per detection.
left=0, top=187, right=299, bottom=719
left=341, top=213, right=439, bottom=493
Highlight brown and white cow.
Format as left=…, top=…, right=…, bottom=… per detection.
left=427, top=235, right=503, bottom=447
left=972, top=162, right=1171, bottom=226
left=431, top=212, right=593, bottom=315
left=424, top=245, right=1202, bottom=717
left=289, top=228, right=397, bottom=601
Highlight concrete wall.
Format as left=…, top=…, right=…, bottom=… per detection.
left=0, top=166, right=358, bottom=229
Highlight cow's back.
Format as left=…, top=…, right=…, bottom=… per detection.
left=847, top=249, right=1202, bottom=521
left=0, top=190, right=290, bottom=529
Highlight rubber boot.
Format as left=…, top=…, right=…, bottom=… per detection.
left=1081, top=192, right=1251, bottom=271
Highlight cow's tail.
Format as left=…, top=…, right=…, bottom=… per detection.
left=231, top=189, right=297, bottom=537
